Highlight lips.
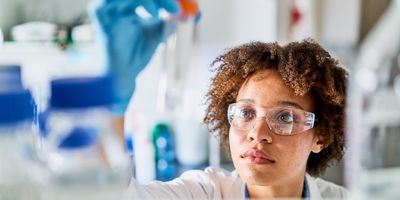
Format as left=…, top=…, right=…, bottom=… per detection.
left=241, top=149, right=276, bottom=164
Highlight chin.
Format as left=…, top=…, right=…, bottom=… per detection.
left=238, top=165, right=278, bottom=186
left=243, top=174, right=273, bottom=186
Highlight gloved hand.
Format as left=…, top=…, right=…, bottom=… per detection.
left=89, top=0, right=180, bottom=116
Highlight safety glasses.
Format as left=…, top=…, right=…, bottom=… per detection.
left=227, top=102, right=317, bottom=135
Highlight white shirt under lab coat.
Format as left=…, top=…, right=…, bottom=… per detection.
left=126, top=167, right=347, bottom=199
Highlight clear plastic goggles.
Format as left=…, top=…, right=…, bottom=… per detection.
left=227, top=101, right=317, bottom=135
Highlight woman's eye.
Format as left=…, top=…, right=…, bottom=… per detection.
left=275, top=112, right=294, bottom=123
left=238, top=108, right=255, bottom=120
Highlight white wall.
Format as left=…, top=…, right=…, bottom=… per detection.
left=320, top=0, right=360, bottom=47
left=197, top=0, right=277, bottom=47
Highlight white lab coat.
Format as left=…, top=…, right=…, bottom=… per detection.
left=126, top=167, right=347, bottom=199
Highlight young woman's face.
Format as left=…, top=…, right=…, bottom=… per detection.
left=229, top=69, right=322, bottom=186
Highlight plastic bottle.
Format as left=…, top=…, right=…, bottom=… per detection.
left=0, top=65, right=48, bottom=153
left=174, top=112, right=208, bottom=167
left=0, top=89, right=38, bottom=200
left=42, top=76, right=129, bottom=200
left=152, top=123, right=177, bottom=181
left=124, top=134, right=135, bottom=181
left=134, top=115, right=156, bottom=183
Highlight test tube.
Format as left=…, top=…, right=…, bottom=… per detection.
left=157, top=0, right=199, bottom=113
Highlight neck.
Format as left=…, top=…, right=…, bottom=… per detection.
left=247, top=173, right=306, bottom=199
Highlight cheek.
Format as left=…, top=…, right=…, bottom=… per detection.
left=229, top=128, right=246, bottom=159
left=277, top=135, right=314, bottom=167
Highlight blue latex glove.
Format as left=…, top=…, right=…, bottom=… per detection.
left=89, top=0, right=180, bottom=116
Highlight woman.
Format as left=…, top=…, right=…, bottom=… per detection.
left=126, top=39, right=348, bottom=199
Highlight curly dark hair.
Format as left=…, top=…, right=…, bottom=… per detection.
left=204, top=39, right=348, bottom=176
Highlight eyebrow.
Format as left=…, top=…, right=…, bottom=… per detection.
left=237, top=99, right=304, bottom=110
left=276, top=100, right=304, bottom=110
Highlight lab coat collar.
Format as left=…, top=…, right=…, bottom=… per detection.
left=239, top=172, right=317, bottom=199
left=305, top=173, right=323, bottom=200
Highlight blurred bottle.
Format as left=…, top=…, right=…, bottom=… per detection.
left=174, top=112, right=208, bottom=167
left=124, top=135, right=135, bottom=181
left=0, top=64, right=44, bottom=161
left=11, top=22, right=57, bottom=43
left=152, top=123, right=177, bottom=181
left=0, top=65, right=43, bottom=155
left=42, top=76, right=129, bottom=200
left=0, top=65, right=50, bottom=159
left=0, top=89, right=38, bottom=200
left=134, top=115, right=156, bottom=183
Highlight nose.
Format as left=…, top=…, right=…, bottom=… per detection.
left=246, top=117, right=273, bottom=144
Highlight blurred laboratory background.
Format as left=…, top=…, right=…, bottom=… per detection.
left=1, top=0, right=400, bottom=199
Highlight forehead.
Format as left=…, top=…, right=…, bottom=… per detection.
left=236, top=69, right=315, bottom=112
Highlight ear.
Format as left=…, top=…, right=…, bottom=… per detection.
left=311, top=136, right=324, bottom=153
